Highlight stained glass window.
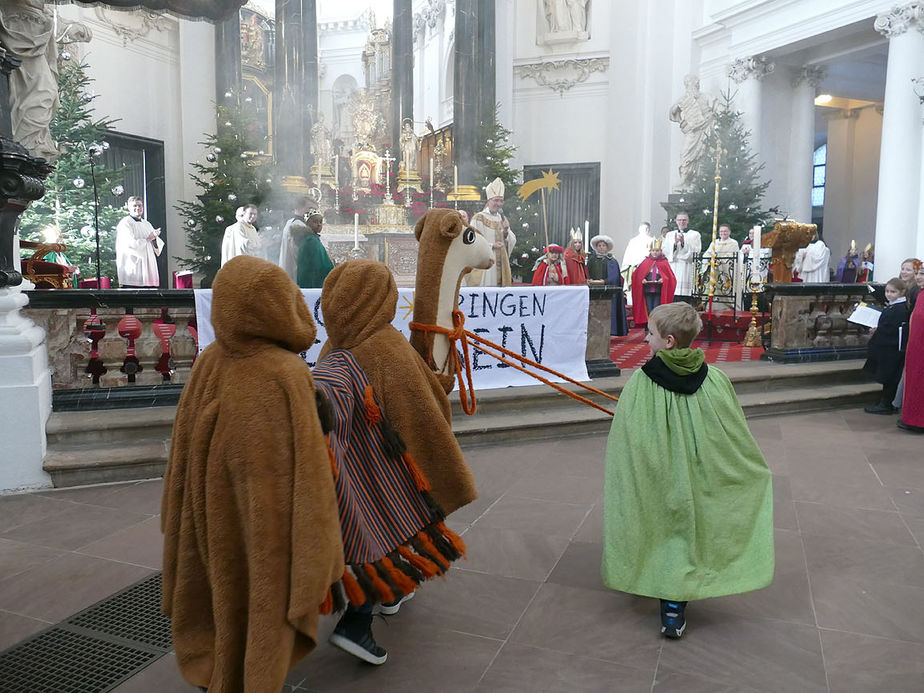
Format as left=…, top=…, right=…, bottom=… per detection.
left=812, top=144, right=826, bottom=208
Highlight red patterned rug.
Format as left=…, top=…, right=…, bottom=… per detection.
left=610, top=312, right=765, bottom=370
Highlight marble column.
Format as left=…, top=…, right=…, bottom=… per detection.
left=873, top=3, right=924, bottom=278
left=0, top=51, right=53, bottom=490
left=727, top=56, right=774, bottom=160
left=477, top=0, right=496, bottom=130
left=451, top=0, right=480, bottom=200
left=391, top=0, right=413, bottom=156
left=274, top=0, right=316, bottom=189
left=214, top=10, right=242, bottom=105
left=789, top=66, right=825, bottom=224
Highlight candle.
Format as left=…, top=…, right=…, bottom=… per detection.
left=453, top=165, right=458, bottom=197
left=584, top=220, right=589, bottom=250
left=353, top=212, right=359, bottom=248
left=751, top=225, right=762, bottom=282
left=333, top=155, right=338, bottom=186
left=429, top=157, right=434, bottom=189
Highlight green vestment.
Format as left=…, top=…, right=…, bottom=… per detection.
left=602, top=349, right=774, bottom=601
left=297, top=233, right=334, bottom=288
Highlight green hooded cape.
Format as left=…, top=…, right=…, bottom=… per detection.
left=602, top=348, right=774, bottom=600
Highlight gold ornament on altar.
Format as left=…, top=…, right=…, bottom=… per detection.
left=350, top=89, right=384, bottom=152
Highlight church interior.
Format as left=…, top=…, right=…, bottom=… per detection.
left=1, top=0, right=923, bottom=690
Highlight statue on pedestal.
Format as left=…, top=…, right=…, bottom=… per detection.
left=399, top=119, right=420, bottom=175
left=0, top=0, right=91, bottom=161
left=540, top=0, right=590, bottom=42
left=309, top=113, right=332, bottom=175
left=669, top=74, right=716, bottom=188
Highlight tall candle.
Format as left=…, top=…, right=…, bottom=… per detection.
left=353, top=212, right=359, bottom=248
left=453, top=165, right=458, bottom=197
left=751, top=225, right=762, bottom=282
left=429, top=157, right=434, bottom=189
left=584, top=220, right=590, bottom=250
left=333, top=155, right=338, bottom=186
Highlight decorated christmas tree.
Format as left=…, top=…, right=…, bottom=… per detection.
left=19, top=56, right=126, bottom=283
left=175, top=99, right=274, bottom=285
left=661, top=91, right=779, bottom=243
left=476, top=108, right=545, bottom=282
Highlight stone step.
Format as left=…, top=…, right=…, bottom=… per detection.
left=42, top=360, right=880, bottom=487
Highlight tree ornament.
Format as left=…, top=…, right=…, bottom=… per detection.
left=206, top=153, right=216, bottom=162
left=728, top=203, right=739, bottom=211
left=73, top=178, right=85, bottom=188
left=224, top=91, right=233, bottom=99
left=227, top=193, right=237, bottom=202
left=186, top=218, right=196, bottom=227
left=215, top=215, right=224, bottom=223
left=111, top=185, right=124, bottom=197
left=213, top=147, right=222, bottom=154
left=61, top=50, right=72, bottom=61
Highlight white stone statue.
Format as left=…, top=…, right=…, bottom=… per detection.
left=309, top=112, right=332, bottom=168
left=399, top=119, right=420, bottom=174
left=0, top=0, right=90, bottom=161
left=543, top=0, right=589, bottom=34
left=669, top=74, right=717, bottom=187
left=567, top=0, right=590, bottom=32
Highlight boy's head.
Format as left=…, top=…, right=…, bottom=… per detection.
left=646, top=303, right=702, bottom=355
left=885, top=277, right=907, bottom=303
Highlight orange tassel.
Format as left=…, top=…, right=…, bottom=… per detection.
left=381, top=557, right=418, bottom=595
left=363, top=385, right=382, bottom=424
left=398, top=545, right=440, bottom=578
left=402, top=453, right=432, bottom=491
left=327, top=443, right=338, bottom=479
left=319, top=589, right=333, bottom=614
left=341, top=569, right=366, bottom=606
left=363, top=563, right=395, bottom=604
left=417, top=531, right=451, bottom=570
left=436, top=521, right=467, bottom=557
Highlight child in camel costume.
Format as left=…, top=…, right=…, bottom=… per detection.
left=317, top=257, right=477, bottom=662
left=162, top=256, right=344, bottom=692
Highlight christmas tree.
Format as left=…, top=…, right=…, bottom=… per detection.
left=19, top=56, right=126, bottom=283
left=476, top=107, right=545, bottom=282
left=661, top=91, right=779, bottom=243
left=175, top=99, right=274, bottom=285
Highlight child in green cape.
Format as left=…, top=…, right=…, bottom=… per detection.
left=602, top=302, right=774, bottom=639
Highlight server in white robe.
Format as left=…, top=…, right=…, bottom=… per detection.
left=220, top=204, right=262, bottom=266
left=278, top=197, right=311, bottom=282
left=664, top=211, right=701, bottom=296
left=115, top=196, right=161, bottom=288
left=793, top=236, right=831, bottom=283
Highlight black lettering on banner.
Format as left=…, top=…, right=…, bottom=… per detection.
left=471, top=328, right=492, bottom=370
left=313, top=297, right=324, bottom=327
left=495, top=326, right=513, bottom=368
left=500, top=292, right=517, bottom=317
left=521, top=323, right=545, bottom=363
left=532, top=293, right=547, bottom=317
left=467, top=292, right=478, bottom=318
left=481, top=292, right=498, bottom=318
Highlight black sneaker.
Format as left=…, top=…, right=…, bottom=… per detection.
left=864, top=403, right=896, bottom=415
left=329, top=611, right=388, bottom=665
left=660, top=600, right=687, bottom=639
left=376, top=591, right=415, bottom=616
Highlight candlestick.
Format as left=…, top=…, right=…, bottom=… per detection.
left=353, top=212, right=359, bottom=249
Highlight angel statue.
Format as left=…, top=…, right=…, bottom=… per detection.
left=399, top=119, right=421, bottom=174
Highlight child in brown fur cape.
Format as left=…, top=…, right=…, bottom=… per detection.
left=162, top=256, right=344, bottom=693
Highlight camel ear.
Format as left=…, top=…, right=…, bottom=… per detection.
left=439, top=210, right=463, bottom=239
left=414, top=212, right=428, bottom=241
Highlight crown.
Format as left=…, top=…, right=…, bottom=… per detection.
left=651, top=237, right=663, bottom=251
left=569, top=228, right=582, bottom=242
left=864, top=243, right=873, bottom=252
left=850, top=239, right=857, bottom=251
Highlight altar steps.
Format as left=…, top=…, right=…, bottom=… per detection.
left=42, top=359, right=880, bottom=488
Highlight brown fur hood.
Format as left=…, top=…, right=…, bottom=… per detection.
left=320, top=260, right=477, bottom=515
left=162, top=256, right=343, bottom=692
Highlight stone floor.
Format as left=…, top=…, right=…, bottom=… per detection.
left=2, top=407, right=924, bottom=692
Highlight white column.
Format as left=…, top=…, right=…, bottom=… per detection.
left=916, top=77, right=924, bottom=260
left=0, top=286, right=53, bottom=491
left=789, top=66, right=825, bottom=224
left=495, top=0, right=515, bottom=135
left=873, top=3, right=924, bottom=279
left=727, top=56, right=774, bottom=159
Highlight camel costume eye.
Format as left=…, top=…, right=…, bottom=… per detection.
left=463, top=228, right=476, bottom=245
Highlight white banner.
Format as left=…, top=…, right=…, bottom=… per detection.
left=194, top=286, right=589, bottom=390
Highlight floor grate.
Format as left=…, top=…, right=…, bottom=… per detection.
left=0, top=572, right=172, bottom=693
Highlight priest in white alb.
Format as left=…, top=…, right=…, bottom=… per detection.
left=793, top=233, right=831, bottom=283
left=663, top=211, right=701, bottom=296
left=220, top=204, right=262, bottom=266
left=115, top=196, right=161, bottom=288
left=466, top=177, right=516, bottom=286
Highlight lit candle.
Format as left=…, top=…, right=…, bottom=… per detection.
left=751, top=225, right=762, bottom=282
left=354, top=212, right=359, bottom=248
left=453, top=165, right=458, bottom=197
left=584, top=220, right=589, bottom=250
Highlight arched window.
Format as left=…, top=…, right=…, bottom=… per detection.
left=812, top=144, right=826, bottom=207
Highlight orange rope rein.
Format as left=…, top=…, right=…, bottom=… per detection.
left=410, top=309, right=618, bottom=417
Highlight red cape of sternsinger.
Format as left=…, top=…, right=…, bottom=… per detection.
left=631, top=256, right=677, bottom=326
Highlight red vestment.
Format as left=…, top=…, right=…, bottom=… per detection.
left=564, top=248, right=588, bottom=284
left=901, top=296, right=924, bottom=428
left=532, top=258, right=570, bottom=286
left=630, top=256, right=676, bottom=326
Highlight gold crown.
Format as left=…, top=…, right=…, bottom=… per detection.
left=850, top=239, right=857, bottom=251
left=569, top=228, right=582, bottom=242
left=865, top=243, right=873, bottom=252
left=651, top=237, right=663, bottom=251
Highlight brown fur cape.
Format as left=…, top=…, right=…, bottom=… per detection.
left=162, top=255, right=344, bottom=692
left=319, top=259, right=477, bottom=515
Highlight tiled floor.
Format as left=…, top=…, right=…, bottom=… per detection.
left=2, top=407, right=923, bottom=692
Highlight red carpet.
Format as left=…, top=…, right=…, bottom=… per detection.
left=610, top=312, right=765, bottom=370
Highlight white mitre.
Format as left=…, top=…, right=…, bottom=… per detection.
left=486, top=177, right=505, bottom=200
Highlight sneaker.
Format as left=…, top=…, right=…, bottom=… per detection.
left=660, top=600, right=687, bottom=639
left=329, top=612, right=387, bottom=665
left=864, top=403, right=897, bottom=415
left=376, top=590, right=415, bottom=616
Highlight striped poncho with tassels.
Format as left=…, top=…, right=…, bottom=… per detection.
left=313, top=349, right=466, bottom=609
